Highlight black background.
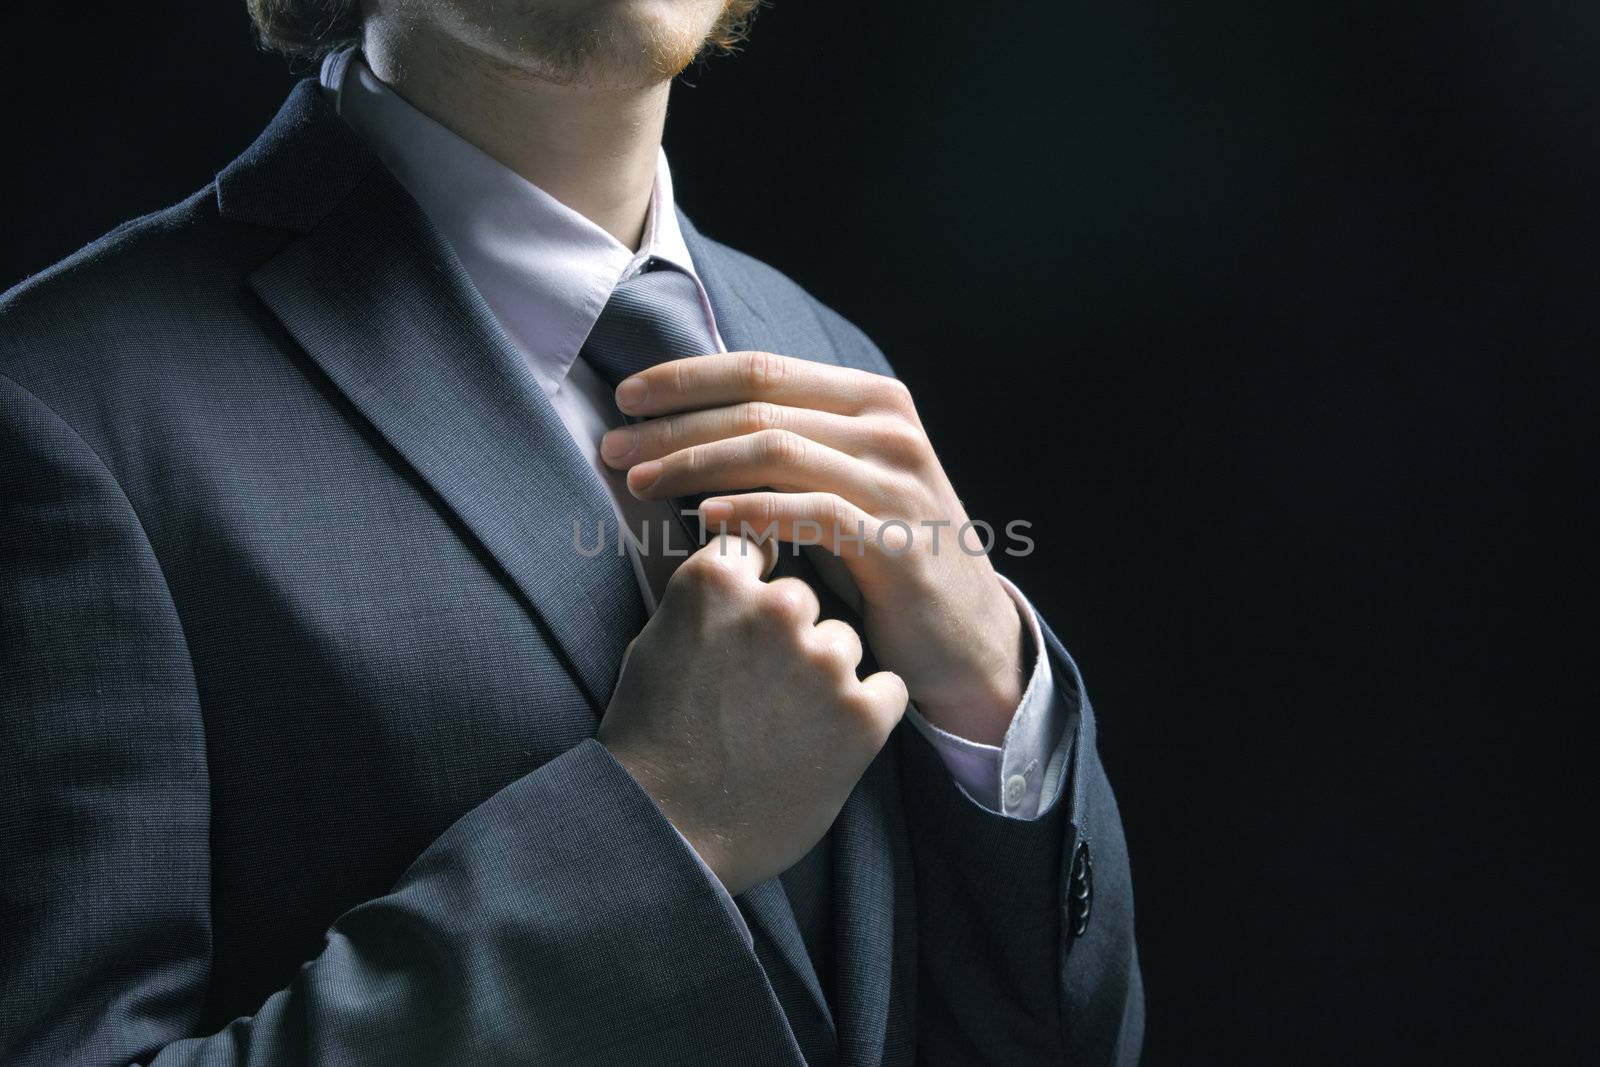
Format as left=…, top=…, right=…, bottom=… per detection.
left=5, top=3, right=1595, bottom=1062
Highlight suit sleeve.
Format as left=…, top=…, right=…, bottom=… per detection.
left=896, top=617, right=1146, bottom=1066
left=0, top=373, right=805, bottom=1066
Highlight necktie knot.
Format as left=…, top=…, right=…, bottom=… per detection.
left=581, top=263, right=717, bottom=388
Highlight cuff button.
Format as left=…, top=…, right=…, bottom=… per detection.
left=1068, top=840, right=1093, bottom=938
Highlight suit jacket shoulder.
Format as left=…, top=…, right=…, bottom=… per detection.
left=0, top=185, right=294, bottom=437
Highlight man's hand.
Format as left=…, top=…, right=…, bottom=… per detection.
left=600, top=351, right=1026, bottom=747
left=597, top=533, right=908, bottom=896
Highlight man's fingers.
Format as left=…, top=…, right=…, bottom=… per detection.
left=768, top=576, right=822, bottom=626
left=615, top=351, right=903, bottom=418
left=698, top=492, right=883, bottom=557
left=600, top=403, right=874, bottom=468
left=625, top=430, right=890, bottom=508
left=811, top=617, right=865, bottom=672
left=673, top=531, right=779, bottom=593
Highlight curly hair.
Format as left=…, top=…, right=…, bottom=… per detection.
left=246, top=0, right=761, bottom=60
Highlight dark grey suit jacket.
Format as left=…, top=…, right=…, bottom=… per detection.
left=0, top=81, right=1143, bottom=1065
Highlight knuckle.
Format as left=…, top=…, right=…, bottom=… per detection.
left=805, top=641, right=844, bottom=673
left=745, top=493, right=780, bottom=528
left=660, top=414, right=685, bottom=448
left=741, top=350, right=787, bottom=393
left=752, top=588, right=806, bottom=632
left=868, top=675, right=910, bottom=719
left=670, top=553, right=713, bottom=590
left=820, top=494, right=860, bottom=546
left=821, top=493, right=848, bottom=532
left=874, top=375, right=915, bottom=414
left=675, top=547, right=742, bottom=593
left=752, top=592, right=789, bottom=624
left=741, top=400, right=782, bottom=434
left=809, top=622, right=862, bottom=669
left=766, top=581, right=808, bottom=618
left=681, top=442, right=707, bottom=477
left=872, top=418, right=928, bottom=464
left=758, top=428, right=807, bottom=467
left=839, top=685, right=888, bottom=727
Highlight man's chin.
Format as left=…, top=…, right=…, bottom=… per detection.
left=502, top=9, right=713, bottom=90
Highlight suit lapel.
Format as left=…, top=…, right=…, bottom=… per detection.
left=833, top=744, right=916, bottom=1067
left=684, top=214, right=908, bottom=1065
left=224, top=83, right=645, bottom=713
left=738, top=878, right=839, bottom=1065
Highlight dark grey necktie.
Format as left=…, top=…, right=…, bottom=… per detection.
left=581, top=261, right=720, bottom=543
left=582, top=261, right=841, bottom=1059
left=581, top=260, right=718, bottom=390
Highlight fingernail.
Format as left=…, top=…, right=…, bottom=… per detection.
left=616, top=376, right=648, bottom=411
left=600, top=427, right=637, bottom=462
left=629, top=460, right=662, bottom=492
left=700, top=499, right=734, bottom=523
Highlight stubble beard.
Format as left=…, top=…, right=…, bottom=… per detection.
left=489, top=0, right=739, bottom=90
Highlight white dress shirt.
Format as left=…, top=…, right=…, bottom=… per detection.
left=316, top=48, right=1070, bottom=829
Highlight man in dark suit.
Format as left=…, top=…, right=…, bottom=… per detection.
left=0, top=1, right=1143, bottom=1063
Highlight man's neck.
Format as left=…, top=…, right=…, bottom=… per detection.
left=362, top=25, right=669, bottom=251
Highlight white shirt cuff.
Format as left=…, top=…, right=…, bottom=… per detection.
left=905, top=575, right=1071, bottom=820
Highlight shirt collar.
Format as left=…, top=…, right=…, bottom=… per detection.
left=318, top=47, right=708, bottom=396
